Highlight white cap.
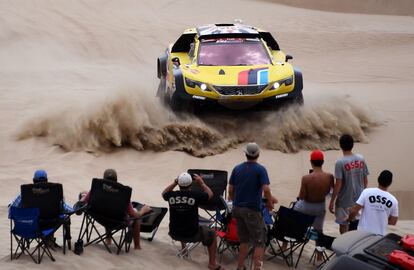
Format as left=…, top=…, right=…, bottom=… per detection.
left=177, top=172, right=192, bottom=187
left=244, top=142, right=260, bottom=157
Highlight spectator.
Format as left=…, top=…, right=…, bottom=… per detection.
left=162, top=172, right=224, bottom=270
left=348, top=170, right=398, bottom=235
left=329, top=134, right=369, bottom=234
left=228, top=142, right=275, bottom=270
left=81, top=169, right=151, bottom=249
left=288, top=150, right=334, bottom=262
left=10, top=169, right=72, bottom=212
left=9, top=169, right=73, bottom=246
left=294, top=150, right=334, bottom=233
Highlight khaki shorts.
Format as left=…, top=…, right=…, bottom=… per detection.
left=335, top=207, right=350, bottom=225
left=232, top=207, right=266, bottom=247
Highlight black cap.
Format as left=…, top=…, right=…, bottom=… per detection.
left=103, top=169, right=117, bottom=181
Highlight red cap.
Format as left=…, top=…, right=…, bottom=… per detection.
left=310, top=150, right=324, bottom=161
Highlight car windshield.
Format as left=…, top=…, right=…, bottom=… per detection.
left=197, top=38, right=271, bottom=66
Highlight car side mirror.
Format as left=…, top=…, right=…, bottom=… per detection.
left=172, top=57, right=181, bottom=66
left=285, top=55, right=293, bottom=62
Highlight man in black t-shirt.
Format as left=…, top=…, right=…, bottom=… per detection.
left=162, top=172, right=224, bottom=270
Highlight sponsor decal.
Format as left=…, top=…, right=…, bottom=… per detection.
left=344, top=160, right=365, bottom=171
left=168, top=196, right=196, bottom=206
left=199, top=173, right=214, bottom=179
left=188, top=69, right=200, bottom=74
left=237, top=68, right=268, bottom=85
left=32, top=188, right=49, bottom=195
left=103, top=184, right=119, bottom=193
left=369, top=195, right=393, bottom=208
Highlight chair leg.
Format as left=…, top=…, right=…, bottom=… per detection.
left=77, top=214, right=88, bottom=243
left=177, top=242, right=200, bottom=258
left=294, top=242, right=307, bottom=268
left=270, top=239, right=292, bottom=267
left=10, top=220, right=12, bottom=261
left=63, top=224, right=66, bottom=255
left=42, top=238, right=56, bottom=262
left=148, top=227, right=158, bottom=242
left=86, top=223, right=113, bottom=254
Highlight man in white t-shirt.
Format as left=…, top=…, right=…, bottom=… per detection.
left=348, top=170, right=398, bottom=235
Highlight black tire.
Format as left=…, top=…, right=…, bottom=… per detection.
left=293, top=69, right=304, bottom=106
left=294, top=92, right=304, bottom=105
left=157, top=77, right=170, bottom=106
left=170, top=92, right=192, bottom=112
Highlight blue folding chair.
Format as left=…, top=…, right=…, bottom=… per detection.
left=9, top=206, right=56, bottom=264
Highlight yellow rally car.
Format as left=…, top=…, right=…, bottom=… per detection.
left=157, top=23, right=303, bottom=111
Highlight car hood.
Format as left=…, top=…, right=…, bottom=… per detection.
left=182, top=64, right=293, bottom=86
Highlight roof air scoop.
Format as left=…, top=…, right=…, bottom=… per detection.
left=219, top=69, right=225, bottom=75
left=215, top=23, right=234, bottom=27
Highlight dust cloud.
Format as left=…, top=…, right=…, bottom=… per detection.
left=16, top=90, right=380, bottom=157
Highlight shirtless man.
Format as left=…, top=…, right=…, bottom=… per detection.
left=282, top=150, right=333, bottom=261
left=294, top=150, right=334, bottom=234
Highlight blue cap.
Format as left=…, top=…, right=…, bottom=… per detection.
left=33, top=170, right=48, bottom=183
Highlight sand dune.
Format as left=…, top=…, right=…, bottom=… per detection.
left=265, top=0, right=414, bottom=16
left=0, top=0, right=413, bottom=269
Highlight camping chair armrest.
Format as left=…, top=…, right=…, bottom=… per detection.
left=66, top=204, right=89, bottom=217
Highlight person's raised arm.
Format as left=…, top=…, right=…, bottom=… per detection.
left=194, top=174, right=213, bottom=200
left=162, top=178, right=178, bottom=198
left=329, top=178, right=342, bottom=213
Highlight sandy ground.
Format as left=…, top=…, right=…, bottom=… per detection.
left=0, top=0, right=413, bottom=269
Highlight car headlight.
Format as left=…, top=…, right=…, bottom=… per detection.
left=271, top=76, right=293, bottom=90
left=185, top=78, right=210, bottom=91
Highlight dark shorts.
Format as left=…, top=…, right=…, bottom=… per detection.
left=170, top=225, right=215, bottom=247
left=233, top=207, right=266, bottom=247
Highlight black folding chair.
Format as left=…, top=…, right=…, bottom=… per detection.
left=20, top=182, right=72, bottom=254
left=76, top=178, right=147, bottom=254
left=268, top=206, right=315, bottom=268
left=187, top=169, right=228, bottom=228
left=132, top=202, right=167, bottom=241
left=309, top=232, right=336, bottom=268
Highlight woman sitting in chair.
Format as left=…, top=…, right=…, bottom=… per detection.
left=80, top=169, right=151, bottom=250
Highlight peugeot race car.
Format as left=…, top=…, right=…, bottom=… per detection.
left=157, top=23, right=303, bottom=111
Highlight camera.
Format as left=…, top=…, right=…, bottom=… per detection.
left=309, top=169, right=313, bottom=174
